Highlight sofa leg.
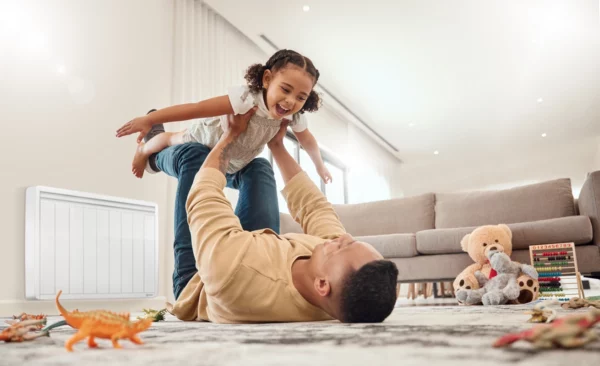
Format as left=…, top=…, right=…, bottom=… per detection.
left=407, top=283, right=416, bottom=300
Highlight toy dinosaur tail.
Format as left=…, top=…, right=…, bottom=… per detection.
left=55, top=290, right=69, bottom=318
left=493, top=331, right=529, bottom=347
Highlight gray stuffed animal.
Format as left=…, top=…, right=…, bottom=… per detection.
left=456, top=250, right=539, bottom=306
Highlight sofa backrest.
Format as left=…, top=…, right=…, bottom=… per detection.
left=331, top=193, right=436, bottom=236
left=434, top=178, right=576, bottom=229
left=279, top=193, right=436, bottom=235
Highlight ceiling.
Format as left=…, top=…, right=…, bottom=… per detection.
left=204, top=0, right=600, bottom=163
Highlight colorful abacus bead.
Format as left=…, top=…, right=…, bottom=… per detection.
left=539, top=272, right=561, bottom=277
left=538, top=277, right=560, bottom=282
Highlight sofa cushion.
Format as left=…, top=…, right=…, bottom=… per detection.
left=332, top=193, right=435, bottom=236
left=355, top=234, right=418, bottom=258
left=416, top=216, right=593, bottom=255
left=435, top=178, right=576, bottom=229
left=280, top=212, right=303, bottom=234
left=281, top=213, right=418, bottom=258
left=578, top=170, right=600, bottom=246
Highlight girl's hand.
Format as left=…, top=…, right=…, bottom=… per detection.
left=116, top=116, right=153, bottom=143
left=267, top=119, right=290, bottom=149
left=318, top=165, right=332, bottom=184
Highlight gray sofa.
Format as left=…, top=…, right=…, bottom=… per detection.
left=280, top=170, right=600, bottom=284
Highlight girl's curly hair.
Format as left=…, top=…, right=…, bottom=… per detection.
left=244, top=49, right=321, bottom=113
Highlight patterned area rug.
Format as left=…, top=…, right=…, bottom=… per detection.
left=1, top=303, right=599, bottom=366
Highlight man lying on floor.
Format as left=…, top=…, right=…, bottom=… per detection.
left=167, top=109, right=399, bottom=324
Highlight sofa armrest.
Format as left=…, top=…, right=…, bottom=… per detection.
left=578, top=170, right=600, bottom=246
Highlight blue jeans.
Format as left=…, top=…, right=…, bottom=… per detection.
left=154, top=143, right=280, bottom=299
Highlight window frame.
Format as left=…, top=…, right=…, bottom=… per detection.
left=264, top=129, right=348, bottom=204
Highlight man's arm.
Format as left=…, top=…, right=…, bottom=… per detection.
left=268, top=123, right=346, bottom=239
left=184, top=108, right=257, bottom=294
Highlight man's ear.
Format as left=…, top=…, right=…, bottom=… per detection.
left=314, top=277, right=331, bottom=297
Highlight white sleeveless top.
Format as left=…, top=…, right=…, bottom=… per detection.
left=184, top=85, right=308, bottom=174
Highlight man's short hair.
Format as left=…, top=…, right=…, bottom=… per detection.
left=339, top=260, right=399, bottom=323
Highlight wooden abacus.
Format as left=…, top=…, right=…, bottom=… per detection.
left=529, top=242, right=585, bottom=302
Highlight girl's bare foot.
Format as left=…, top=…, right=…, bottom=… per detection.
left=132, top=143, right=150, bottom=178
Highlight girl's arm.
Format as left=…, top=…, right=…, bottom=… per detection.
left=116, top=95, right=234, bottom=142
left=293, top=128, right=332, bottom=184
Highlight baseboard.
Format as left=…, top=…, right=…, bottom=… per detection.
left=0, top=296, right=168, bottom=317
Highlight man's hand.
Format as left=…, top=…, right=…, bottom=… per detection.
left=116, top=115, right=153, bottom=143
left=223, top=106, right=257, bottom=138
left=201, top=107, right=257, bottom=175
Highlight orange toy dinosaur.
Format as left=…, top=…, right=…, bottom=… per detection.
left=55, top=290, right=153, bottom=351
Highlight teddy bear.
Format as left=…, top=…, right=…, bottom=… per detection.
left=452, top=224, right=540, bottom=305
left=456, top=249, right=539, bottom=305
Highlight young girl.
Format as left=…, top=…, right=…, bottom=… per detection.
left=116, top=49, right=332, bottom=183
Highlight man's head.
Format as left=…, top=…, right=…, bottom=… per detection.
left=308, top=233, right=399, bottom=323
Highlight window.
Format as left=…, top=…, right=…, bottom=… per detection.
left=265, top=130, right=348, bottom=213
left=299, top=149, right=323, bottom=188
left=324, top=162, right=346, bottom=205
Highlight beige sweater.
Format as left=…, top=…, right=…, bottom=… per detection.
left=170, top=168, right=347, bottom=323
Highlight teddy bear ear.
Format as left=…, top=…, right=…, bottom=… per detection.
left=498, top=224, right=512, bottom=239
left=460, top=234, right=471, bottom=252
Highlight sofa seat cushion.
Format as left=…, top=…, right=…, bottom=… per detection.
left=416, top=216, right=593, bottom=255
left=435, top=178, right=576, bottom=229
left=356, top=233, right=418, bottom=258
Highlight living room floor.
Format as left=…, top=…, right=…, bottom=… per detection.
left=2, top=299, right=600, bottom=366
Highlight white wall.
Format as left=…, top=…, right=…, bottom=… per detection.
left=0, top=0, right=173, bottom=315
left=395, top=136, right=599, bottom=198
left=594, top=137, right=600, bottom=171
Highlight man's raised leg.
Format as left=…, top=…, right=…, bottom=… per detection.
left=154, top=143, right=211, bottom=299
left=227, top=157, right=280, bottom=233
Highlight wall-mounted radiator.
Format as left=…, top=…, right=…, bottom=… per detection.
left=25, top=186, right=159, bottom=300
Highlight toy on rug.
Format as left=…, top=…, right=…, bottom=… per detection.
left=55, top=290, right=153, bottom=351
left=8, top=313, right=47, bottom=329
left=456, top=250, right=539, bottom=305
left=137, top=308, right=167, bottom=322
left=453, top=224, right=540, bottom=304
left=525, top=300, right=558, bottom=323
left=529, top=243, right=585, bottom=302
left=5, top=313, right=47, bottom=329
left=493, top=307, right=600, bottom=349
left=560, top=297, right=600, bottom=310
left=1, top=318, right=49, bottom=342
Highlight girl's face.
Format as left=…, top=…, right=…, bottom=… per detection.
left=262, top=64, right=315, bottom=120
